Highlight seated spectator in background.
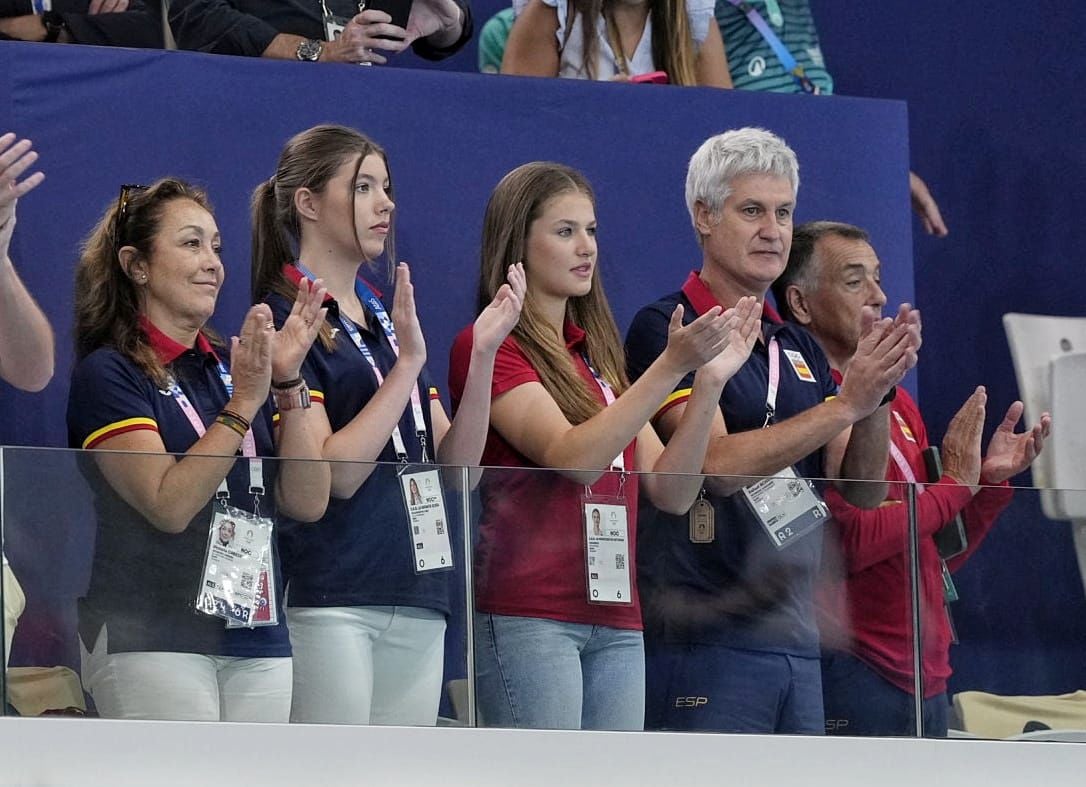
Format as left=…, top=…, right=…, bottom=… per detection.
left=502, top=0, right=732, bottom=87
left=170, top=0, right=471, bottom=65
left=0, top=131, right=54, bottom=670
left=0, top=0, right=162, bottom=48
left=715, top=0, right=948, bottom=237
left=478, top=6, right=513, bottom=73
left=771, top=220, right=1051, bottom=737
left=625, top=127, right=920, bottom=735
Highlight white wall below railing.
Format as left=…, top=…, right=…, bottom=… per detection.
left=1, top=717, right=1083, bottom=786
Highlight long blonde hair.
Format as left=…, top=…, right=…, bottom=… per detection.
left=479, top=162, right=627, bottom=425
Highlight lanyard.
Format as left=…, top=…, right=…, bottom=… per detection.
left=763, top=336, right=781, bottom=427
left=168, top=358, right=264, bottom=497
left=888, top=441, right=925, bottom=493
left=725, top=0, right=821, bottom=94
left=296, top=264, right=429, bottom=462
left=320, top=0, right=365, bottom=16
left=581, top=353, right=625, bottom=472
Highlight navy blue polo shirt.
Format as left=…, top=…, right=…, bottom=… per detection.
left=624, top=271, right=838, bottom=656
left=67, top=319, right=289, bottom=658
left=264, top=267, right=450, bottom=613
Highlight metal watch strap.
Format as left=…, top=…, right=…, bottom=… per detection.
left=296, top=38, right=323, bottom=61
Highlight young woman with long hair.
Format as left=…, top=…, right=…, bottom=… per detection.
left=448, top=161, right=759, bottom=730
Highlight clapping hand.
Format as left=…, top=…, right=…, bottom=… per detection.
left=271, top=277, right=328, bottom=383
left=473, top=263, right=525, bottom=355
left=980, top=400, right=1052, bottom=484
left=0, top=133, right=45, bottom=261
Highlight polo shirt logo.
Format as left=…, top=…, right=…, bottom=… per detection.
left=784, top=349, right=816, bottom=383
left=893, top=411, right=917, bottom=443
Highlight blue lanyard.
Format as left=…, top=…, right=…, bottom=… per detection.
left=727, top=0, right=821, bottom=95
left=295, top=264, right=429, bottom=461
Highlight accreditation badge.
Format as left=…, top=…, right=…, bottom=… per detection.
left=583, top=496, right=632, bottom=605
left=741, top=466, right=828, bottom=550
left=323, top=10, right=349, bottom=41
left=196, top=506, right=274, bottom=627
left=400, top=468, right=453, bottom=573
left=227, top=552, right=278, bottom=629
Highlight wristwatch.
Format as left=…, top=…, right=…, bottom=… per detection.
left=295, top=38, right=323, bottom=61
left=42, top=11, right=68, bottom=43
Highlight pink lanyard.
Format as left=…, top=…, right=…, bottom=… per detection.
left=889, top=439, right=924, bottom=493
left=168, top=375, right=263, bottom=496
left=582, top=353, right=625, bottom=472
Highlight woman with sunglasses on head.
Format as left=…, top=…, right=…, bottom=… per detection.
left=251, top=124, right=524, bottom=726
left=448, top=162, right=760, bottom=730
left=67, top=178, right=330, bottom=722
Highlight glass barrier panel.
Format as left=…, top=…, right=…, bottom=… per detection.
left=0, top=447, right=472, bottom=730
left=465, top=464, right=919, bottom=737
left=939, top=482, right=1086, bottom=743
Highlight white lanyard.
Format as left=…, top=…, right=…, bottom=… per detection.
left=763, top=336, right=781, bottom=427
left=581, top=353, right=625, bottom=472
left=297, top=264, right=430, bottom=463
left=168, top=358, right=263, bottom=497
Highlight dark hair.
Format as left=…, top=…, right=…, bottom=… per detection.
left=74, top=178, right=217, bottom=387
left=772, top=220, right=870, bottom=321
left=251, top=124, right=393, bottom=350
left=479, top=162, right=627, bottom=425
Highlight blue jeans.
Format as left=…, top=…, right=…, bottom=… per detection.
left=821, top=650, right=948, bottom=737
left=474, top=613, right=645, bottom=730
left=645, top=641, right=824, bottom=734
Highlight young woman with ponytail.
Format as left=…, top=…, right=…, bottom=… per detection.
left=251, top=124, right=525, bottom=726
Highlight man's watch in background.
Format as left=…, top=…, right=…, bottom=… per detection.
left=42, top=11, right=68, bottom=43
left=296, top=38, right=323, bottom=61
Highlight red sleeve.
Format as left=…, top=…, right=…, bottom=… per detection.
left=947, top=482, right=1013, bottom=572
left=448, top=328, right=541, bottom=415
left=826, top=392, right=975, bottom=573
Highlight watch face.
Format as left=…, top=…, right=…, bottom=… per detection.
left=297, top=40, right=322, bottom=61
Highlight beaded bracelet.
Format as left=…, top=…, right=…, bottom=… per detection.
left=216, top=408, right=250, bottom=438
